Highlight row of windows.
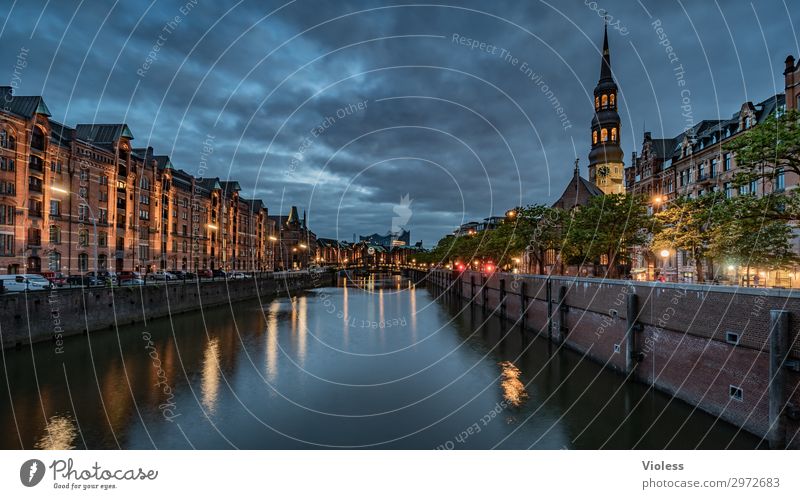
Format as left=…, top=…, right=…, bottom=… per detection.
left=594, top=93, right=616, bottom=110
left=592, top=127, right=618, bottom=144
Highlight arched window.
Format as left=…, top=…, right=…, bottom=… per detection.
left=49, top=225, right=61, bottom=244
left=31, top=126, right=45, bottom=151
left=601, top=128, right=608, bottom=142
left=78, top=253, right=89, bottom=272
left=592, top=130, right=598, bottom=144
left=594, top=96, right=599, bottom=110
left=601, top=94, right=608, bottom=107
left=49, top=252, right=61, bottom=271
left=0, top=130, right=15, bottom=150
left=609, top=93, right=615, bottom=106
left=611, top=127, right=617, bottom=142
left=139, top=176, right=150, bottom=190
left=78, top=229, right=89, bottom=247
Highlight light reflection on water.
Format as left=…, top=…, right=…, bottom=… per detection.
left=0, top=274, right=765, bottom=450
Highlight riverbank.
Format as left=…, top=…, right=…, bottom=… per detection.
left=416, top=268, right=800, bottom=449
left=0, top=271, right=335, bottom=350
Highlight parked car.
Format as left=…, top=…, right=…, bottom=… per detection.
left=38, top=271, right=68, bottom=287
left=121, top=277, right=145, bottom=286
left=0, top=274, right=53, bottom=292
left=118, top=271, right=143, bottom=285
left=85, top=270, right=118, bottom=285
left=212, top=269, right=227, bottom=279
left=171, top=271, right=197, bottom=280
left=66, top=274, right=99, bottom=286
left=228, top=272, right=247, bottom=280
left=197, top=269, right=213, bottom=279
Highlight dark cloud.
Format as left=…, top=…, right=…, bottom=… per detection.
left=2, top=0, right=797, bottom=245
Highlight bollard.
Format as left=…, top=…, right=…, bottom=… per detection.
left=556, top=285, right=567, bottom=344
left=520, top=281, right=528, bottom=331
left=768, top=310, right=790, bottom=449
left=546, top=278, right=552, bottom=340
left=625, top=291, right=640, bottom=374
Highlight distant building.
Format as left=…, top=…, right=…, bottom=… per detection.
left=551, top=159, right=603, bottom=211
left=359, top=229, right=410, bottom=247
left=269, top=206, right=316, bottom=270
left=786, top=54, right=800, bottom=110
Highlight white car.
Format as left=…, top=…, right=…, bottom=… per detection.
left=150, top=270, right=176, bottom=281
left=0, top=274, right=53, bottom=293
left=228, top=272, right=247, bottom=280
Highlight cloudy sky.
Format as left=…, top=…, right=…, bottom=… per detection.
left=2, top=0, right=798, bottom=245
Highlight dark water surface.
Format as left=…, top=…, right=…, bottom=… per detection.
left=0, top=275, right=763, bottom=449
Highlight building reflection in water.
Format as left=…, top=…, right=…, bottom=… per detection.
left=202, top=338, right=221, bottom=414
left=499, top=361, right=529, bottom=408
left=34, top=414, right=79, bottom=450
left=266, top=301, right=280, bottom=384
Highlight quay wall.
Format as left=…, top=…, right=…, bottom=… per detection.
left=416, top=268, right=800, bottom=448
left=0, top=272, right=334, bottom=350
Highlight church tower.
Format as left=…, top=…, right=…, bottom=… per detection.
left=588, top=24, right=624, bottom=194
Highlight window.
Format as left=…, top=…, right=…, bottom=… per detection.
left=739, top=184, right=749, bottom=196
left=0, top=130, right=16, bottom=150
left=724, top=153, right=731, bottom=171
left=139, top=208, right=150, bottom=220
left=0, top=157, right=14, bottom=171
left=31, top=127, right=45, bottom=150
left=710, top=158, right=717, bottom=177
left=48, top=252, right=61, bottom=271
left=50, top=161, right=62, bottom=173
left=609, top=93, right=615, bottom=106
left=0, top=205, right=14, bottom=225
left=0, top=234, right=14, bottom=255
left=99, top=175, right=108, bottom=185
left=749, top=179, right=758, bottom=195
left=172, top=240, right=178, bottom=252
left=28, top=199, right=42, bottom=217
left=49, top=200, right=61, bottom=216
left=78, top=253, right=89, bottom=272
left=49, top=225, right=61, bottom=244
left=79, top=169, right=89, bottom=181
left=28, top=176, right=42, bottom=192
left=99, top=189, right=108, bottom=202
left=140, top=194, right=150, bottom=205
left=776, top=168, right=785, bottom=191
left=601, top=128, right=608, bottom=142
left=724, top=182, right=734, bottom=199
left=138, top=244, right=149, bottom=261
left=140, top=176, right=150, bottom=190
left=182, top=240, right=188, bottom=253
left=78, top=230, right=89, bottom=247
left=601, top=94, right=608, bottom=107
left=610, top=127, right=617, bottom=142
left=594, top=96, right=599, bottom=110
left=99, top=208, right=108, bottom=224
left=98, top=232, right=107, bottom=247
left=78, top=204, right=89, bottom=222
left=592, top=130, right=598, bottom=144
left=78, top=186, right=88, bottom=199
left=697, top=163, right=705, bottom=180
left=0, top=180, right=16, bottom=195
left=28, top=227, right=41, bottom=246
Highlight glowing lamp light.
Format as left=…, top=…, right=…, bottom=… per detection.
left=727, top=265, right=735, bottom=271
left=660, top=249, right=670, bottom=258
left=51, top=186, right=69, bottom=194
left=485, top=264, right=495, bottom=273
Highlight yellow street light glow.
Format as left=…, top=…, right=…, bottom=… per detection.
left=660, top=249, right=670, bottom=258
left=653, top=196, right=662, bottom=204
left=299, top=243, right=307, bottom=249
left=268, top=236, right=277, bottom=241
left=207, top=224, right=218, bottom=230
left=51, top=186, right=69, bottom=194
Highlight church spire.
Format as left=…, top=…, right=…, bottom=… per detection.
left=599, top=22, right=613, bottom=83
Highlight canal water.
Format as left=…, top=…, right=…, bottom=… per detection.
left=0, top=275, right=763, bottom=449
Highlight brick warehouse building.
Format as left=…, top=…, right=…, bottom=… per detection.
left=625, top=54, right=800, bottom=285
left=0, top=86, right=280, bottom=275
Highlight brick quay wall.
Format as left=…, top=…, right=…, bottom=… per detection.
left=416, top=268, right=800, bottom=449
left=0, top=271, right=335, bottom=351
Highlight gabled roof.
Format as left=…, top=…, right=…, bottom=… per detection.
left=0, top=87, right=51, bottom=118
left=552, top=164, right=602, bottom=211
left=196, top=177, right=222, bottom=191
left=75, top=123, right=134, bottom=144
left=48, top=120, right=73, bottom=148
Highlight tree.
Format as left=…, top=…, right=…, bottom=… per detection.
left=708, top=194, right=799, bottom=280
left=726, top=108, right=800, bottom=194
left=566, top=194, right=651, bottom=278
left=515, top=204, right=566, bottom=274
left=651, top=194, right=724, bottom=282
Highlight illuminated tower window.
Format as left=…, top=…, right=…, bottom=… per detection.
left=592, top=130, right=598, bottom=144
left=611, top=127, right=617, bottom=142
left=601, top=94, right=608, bottom=107
left=610, top=93, right=615, bottom=106
left=594, top=96, right=599, bottom=110
left=601, top=128, right=608, bottom=142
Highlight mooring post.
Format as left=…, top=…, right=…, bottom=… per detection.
left=499, top=278, right=506, bottom=319
left=556, top=285, right=567, bottom=344
left=546, top=278, right=553, bottom=340
left=769, top=310, right=790, bottom=449
left=625, top=291, right=640, bottom=375
left=482, top=275, right=488, bottom=313
left=520, top=281, right=528, bottom=331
